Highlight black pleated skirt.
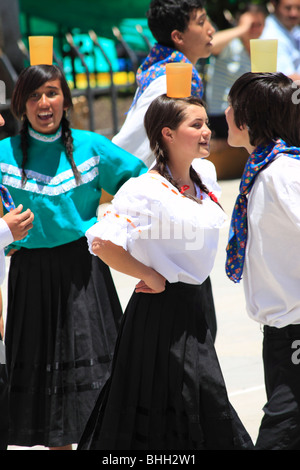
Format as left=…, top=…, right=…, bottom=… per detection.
left=4, top=237, right=122, bottom=448
left=78, top=281, right=253, bottom=450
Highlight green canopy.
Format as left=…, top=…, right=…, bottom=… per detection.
left=19, top=0, right=151, bottom=40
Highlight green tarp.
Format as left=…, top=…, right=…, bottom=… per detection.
left=19, top=0, right=151, bottom=40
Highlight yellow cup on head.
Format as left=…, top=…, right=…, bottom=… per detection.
left=250, top=39, right=278, bottom=73
left=166, top=62, right=193, bottom=98
left=29, top=36, right=53, bottom=66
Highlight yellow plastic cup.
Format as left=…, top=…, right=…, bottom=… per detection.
left=166, top=62, right=193, bottom=98
left=29, top=36, right=53, bottom=66
left=250, top=39, right=278, bottom=73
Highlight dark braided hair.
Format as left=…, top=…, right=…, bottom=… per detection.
left=11, top=64, right=81, bottom=186
left=61, top=112, right=81, bottom=184
left=144, top=94, right=220, bottom=206
left=153, top=140, right=211, bottom=203
left=20, top=116, right=29, bottom=185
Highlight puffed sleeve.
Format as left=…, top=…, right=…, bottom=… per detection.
left=86, top=176, right=156, bottom=254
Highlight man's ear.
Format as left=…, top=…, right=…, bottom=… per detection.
left=170, top=29, right=184, bottom=48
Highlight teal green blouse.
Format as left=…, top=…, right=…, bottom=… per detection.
left=0, top=126, right=147, bottom=250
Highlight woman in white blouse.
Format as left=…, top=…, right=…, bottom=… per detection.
left=225, top=72, right=300, bottom=450
left=78, top=95, right=253, bottom=450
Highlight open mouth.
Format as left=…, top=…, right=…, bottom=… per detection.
left=38, top=112, right=53, bottom=121
left=200, top=141, right=209, bottom=148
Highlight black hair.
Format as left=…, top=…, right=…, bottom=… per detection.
left=147, top=0, right=205, bottom=48
left=228, top=72, right=300, bottom=147
left=11, top=65, right=81, bottom=186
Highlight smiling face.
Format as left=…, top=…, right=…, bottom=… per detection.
left=163, top=103, right=211, bottom=164
left=25, top=79, right=67, bottom=134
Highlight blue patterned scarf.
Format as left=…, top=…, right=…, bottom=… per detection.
left=0, top=184, right=15, bottom=212
left=131, top=43, right=204, bottom=108
left=226, top=139, right=300, bottom=283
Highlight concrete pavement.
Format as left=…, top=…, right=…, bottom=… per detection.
left=4, top=178, right=266, bottom=449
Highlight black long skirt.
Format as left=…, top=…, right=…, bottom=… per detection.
left=78, top=281, right=253, bottom=450
left=5, top=237, right=122, bottom=448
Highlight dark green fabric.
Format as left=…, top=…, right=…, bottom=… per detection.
left=19, top=0, right=151, bottom=41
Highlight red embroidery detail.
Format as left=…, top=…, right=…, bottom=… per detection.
left=180, top=185, right=190, bottom=194
left=208, top=192, right=218, bottom=203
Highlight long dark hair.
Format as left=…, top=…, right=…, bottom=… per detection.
left=11, top=65, right=81, bottom=186
left=144, top=94, right=213, bottom=204
left=228, top=72, right=300, bottom=148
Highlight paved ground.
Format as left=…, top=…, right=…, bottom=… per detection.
left=4, top=178, right=267, bottom=450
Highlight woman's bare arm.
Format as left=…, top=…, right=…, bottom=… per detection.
left=92, top=238, right=166, bottom=294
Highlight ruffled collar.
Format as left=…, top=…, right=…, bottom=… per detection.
left=28, top=125, right=62, bottom=143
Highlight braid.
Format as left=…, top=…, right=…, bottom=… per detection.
left=153, top=142, right=181, bottom=192
left=190, top=166, right=209, bottom=195
left=61, top=113, right=82, bottom=185
left=20, top=117, right=29, bottom=187
left=153, top=142, right=222, bottom=208
left=190, top=166, right=223, bottom=209
left=153, top=143, right=204, bottom=203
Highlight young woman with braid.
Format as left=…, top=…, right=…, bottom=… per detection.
left=0, top=64, right=146, bottom=450
left=78, top=94, right=253, bottom=450
left=113, top=0, right=219, bottom=343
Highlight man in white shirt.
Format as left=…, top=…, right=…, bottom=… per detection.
left=0, top=112, right=34, bottom=450
left=225, top=72, right=300, bottom=449
left=113, top=0, right=215, bottom=170
left=260, top=0, right=300, bottom=80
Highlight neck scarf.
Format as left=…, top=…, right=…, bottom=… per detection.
left=226, top=139, right=300, bottom=283
left=0, top=185, right=15, bottom=212
left=130, top=43, right=203, bottom=108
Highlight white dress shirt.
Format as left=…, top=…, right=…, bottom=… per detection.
left=243, top=156, right=300, bottom=327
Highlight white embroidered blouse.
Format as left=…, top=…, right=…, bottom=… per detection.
left=86, top=172, right=227, bottom=285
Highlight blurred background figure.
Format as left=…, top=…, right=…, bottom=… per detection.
left=0, top=0, right=23, bottom=74
left=204, top=4, right=268, bottom=180
left=0, top=0, right=24, bottom=137
left=260, top=0, right=300, bottom=81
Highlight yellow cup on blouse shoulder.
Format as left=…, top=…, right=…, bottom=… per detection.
left=250, top=39, right=278, bottom=73
left=166, top=62, right=193, bottom=98
left=29, top=36, right=53, bottom=66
